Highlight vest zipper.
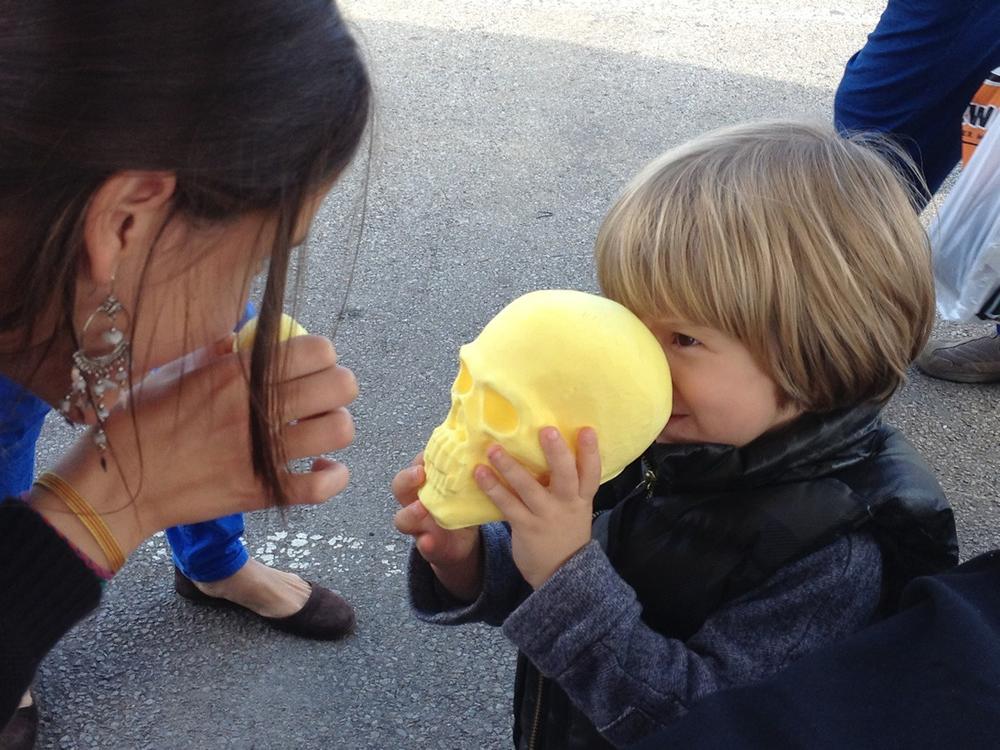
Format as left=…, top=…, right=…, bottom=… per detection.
left=527, top=672, right=546, bottom=750
left=641, top=457, right=656, bottom=498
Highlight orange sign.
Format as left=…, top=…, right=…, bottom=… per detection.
left=962, top=68, right=1000, bottom=165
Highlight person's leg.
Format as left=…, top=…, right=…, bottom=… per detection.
left=166, top=301, right=355, bottom=636
left=834, top=0, right=1000, bottom=201
left=835, top=0, right=1000, bottom=382
left=165, top=301, right=254, bottom=583
left=166, top=515, right=249, bottom=582
left=0, top=377, right=51, bottom=498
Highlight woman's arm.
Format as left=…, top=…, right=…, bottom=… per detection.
left=1, top=335, right=357, bottom=724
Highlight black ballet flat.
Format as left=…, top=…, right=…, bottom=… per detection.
left=173, top=567, right=356, bottom=641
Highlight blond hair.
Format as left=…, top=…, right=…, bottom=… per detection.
left=596, top=120, right=933, bottom=411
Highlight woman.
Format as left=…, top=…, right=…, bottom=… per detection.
left=0, top=2, right=370, bottom=747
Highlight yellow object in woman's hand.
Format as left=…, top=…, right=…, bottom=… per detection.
left=234, top=313, right=309, bottom=352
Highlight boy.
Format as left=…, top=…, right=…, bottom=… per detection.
left=393, top=121, right=958, bottom=749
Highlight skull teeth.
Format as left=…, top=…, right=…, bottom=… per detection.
left=425, top=425, right=468, bottom=495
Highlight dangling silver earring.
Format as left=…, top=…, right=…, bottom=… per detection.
left=60, top=291, right=131, bottom=459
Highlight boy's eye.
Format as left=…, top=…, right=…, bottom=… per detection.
left=672, top=333, right=701, bottom=348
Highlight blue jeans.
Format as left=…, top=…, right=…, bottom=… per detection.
left=834, top=0, right=1000, bottom=202
left=0, top=382, right=50, bottom=500
left=0, top=303, right=256, bottom=583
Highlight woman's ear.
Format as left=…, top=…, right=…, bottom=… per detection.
left=81, top=171, right=177, bottom=286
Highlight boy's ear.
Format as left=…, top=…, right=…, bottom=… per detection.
left=81, top=171, right=177, bottom=286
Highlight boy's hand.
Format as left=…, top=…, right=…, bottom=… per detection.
left=393, top=454, right=482, bottom=601
left=475, top=427, right=600, bottom=590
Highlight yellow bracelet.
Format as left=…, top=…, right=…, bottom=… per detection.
left=34, top=471, right=127, bottom=573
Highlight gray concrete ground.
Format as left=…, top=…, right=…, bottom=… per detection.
left=30, top=1, right=999, bottom=748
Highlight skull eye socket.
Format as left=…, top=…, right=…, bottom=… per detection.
left=454, top=361, right=473, bottom=395
left=482, top=386, right=519, bottom=434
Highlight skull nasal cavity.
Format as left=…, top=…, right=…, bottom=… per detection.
left=454, top=361, right=473, bottom=394
left=446, top=401, right=464, bottom=428
left=482, top=387, right=519, bottom=433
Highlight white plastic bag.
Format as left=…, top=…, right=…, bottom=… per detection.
left=931, top=122, right=1000, bottom=321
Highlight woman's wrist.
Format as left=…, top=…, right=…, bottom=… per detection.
left=27, top=433, right=146, bottom=572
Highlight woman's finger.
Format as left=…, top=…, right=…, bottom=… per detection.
left=270, top=335, right=339, bottom=381
left=283, top=408, right=355, bottom=459
left=283, top=457, right=350, bottom=505
left=134, top=336, right=239, bottom=401
left=149, top=335, right=236, bottom=381
left=237, top=335, right=341, bottom=389
left=277, top=364, right=358, bottom=423
left=538, top=427, right=579, bottom=499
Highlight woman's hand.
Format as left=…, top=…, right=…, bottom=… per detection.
left=392, top=454, right=483, bottom=602
left=30, top=334, right=357, bottom=567
left=475, top=427, right=600, bottom=589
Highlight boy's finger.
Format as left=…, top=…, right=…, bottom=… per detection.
left=409, top=452, right=425, bottom=467
left=475, top=464, right=529, bottom=523
left=486, top=445, right=544, bottom=512
left=391, top=465, right=425, bottom=505
left=576, top=427, right=602, bottom=499
left=416, top=534, right=439, bottom=560
left=394, top=498, right=430, bottom=534
left=539, top=426, right=578, bottom=499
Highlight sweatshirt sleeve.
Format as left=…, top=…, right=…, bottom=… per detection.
left=502, top=532, right=883, bottom=748
left=0, top=498, right=104, bottom=725
left=407, top=521, right=533, bottom=627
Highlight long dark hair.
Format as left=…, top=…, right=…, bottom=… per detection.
left=0, top=1, right=371, bottom=504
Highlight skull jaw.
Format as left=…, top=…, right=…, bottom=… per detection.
left=419, top=423, right=505, bottom=530
left=418, top=478, right=505, bottom=530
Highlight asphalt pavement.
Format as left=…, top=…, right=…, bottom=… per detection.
left=31, top=2, right=999, bottom=748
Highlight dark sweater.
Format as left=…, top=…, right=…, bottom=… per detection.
left=632, top=550, right=1000, bottom=749
left=0, top=498, right=103, bottom=724
left=410, top=529, right=884, bottom=747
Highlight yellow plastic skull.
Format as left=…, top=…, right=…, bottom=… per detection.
left=419, top=289, right=672, bottom=529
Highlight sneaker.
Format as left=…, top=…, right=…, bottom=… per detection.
left=915, top=327, right=1000, bottom=383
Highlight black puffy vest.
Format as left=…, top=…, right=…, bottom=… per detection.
left=512, top=408, right=958, bottom=750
